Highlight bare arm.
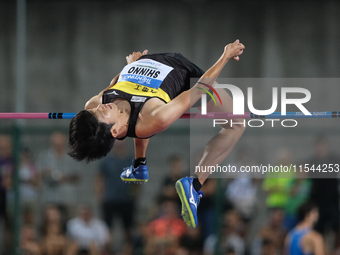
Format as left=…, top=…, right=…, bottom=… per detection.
left=85, top=50, right=148, bottom=110
left=149, top=40, right=245, bottom=133
left=84, top=73, right=120, bottom=110
left=312, top=233, right=325, bottom=255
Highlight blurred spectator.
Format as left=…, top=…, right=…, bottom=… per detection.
left=226, top=148, right=258, bottom=238
left=262, top=149, right=295, bottom=209
left=252, top=208, right=286, bottom=255
left=20, top=147, right=40, bottom=224
left=22, top=206, right=35, bottom=227
left=189, top=152, right=217, bottom=240
left=179, top=227, right=204, bottom=255
left=151, top=154, right=186, bottom=225
left=133, top=221, right=149, bottom=255
left=0, top=135, right=13, bottom=254
left=284, top=201, right=325, bottom=255
left=20, top=224, right=41, bottom=255
left=263, top=148, right=311, bottom=230
left=37, top=132, right=80, bottom=216
left=224, top=247, right=237, bottom=255
left=67, top=204, right=110, bottom=255
left=225, top=178, right=256, bottom=232
left=40, top=204, right=67, bottom=255
left=158, top=155, right=186, bottom=206
left=198, top=178, right=217, bottom=239
left=307, top=136, right=340, bottom=248
left=283, top=177, right=311, bottom=230
left=260, top=239, right=278, bottom=255
left=145, top=199, right=187, bottom=255
left=204, top=210, right=246, bottom=255
left=95, top=140, right=137, bottom=246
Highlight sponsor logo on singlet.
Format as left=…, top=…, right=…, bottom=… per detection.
left=131, top=96, right=147, bottom=102
left=106, top=91, right=119, bottom=95
left=118, top=59, right=174, bottom=89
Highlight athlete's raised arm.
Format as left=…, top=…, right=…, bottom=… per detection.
left=84, top=73, right=120, bottom=110
left=148, top=40, right=245, bottom=133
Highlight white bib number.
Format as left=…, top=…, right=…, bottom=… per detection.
left=118, top=59, right=174, bottom=89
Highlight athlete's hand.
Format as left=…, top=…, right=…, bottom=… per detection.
left=223, top=40, right=245, bottom=61
left=126, top=50, right=148, bottom=64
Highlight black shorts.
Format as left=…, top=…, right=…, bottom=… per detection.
left=139, top=53, right=205, bottom=100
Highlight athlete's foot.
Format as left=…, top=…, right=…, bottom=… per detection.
left=120, top=159, right=149, bottom=183
left=175, top=177, right=203, bottom=228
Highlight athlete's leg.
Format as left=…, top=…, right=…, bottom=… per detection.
left=176, top=40, right=245, bottom=228
left=134, top=138, right=149, bottom=159
left=176, top=87, right=244, bottom=228
left=196, top=87, right=245, bottom=183
left=121, top=138, right=150, bottom=183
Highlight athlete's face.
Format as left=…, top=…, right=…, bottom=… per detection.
left=91, top=103, right=117, bottom=124
left=89, top=103, right=127, bottom=138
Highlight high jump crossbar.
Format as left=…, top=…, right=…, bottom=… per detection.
left=0, top=112, right=340, bottom=119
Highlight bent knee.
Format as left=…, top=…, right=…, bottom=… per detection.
left=220, top=118, right=246, bottom=134
left=232, top=120, right=246, bottom=135
left=237, top=122, right=246, bottom=134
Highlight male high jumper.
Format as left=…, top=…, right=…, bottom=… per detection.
left=68, top=40, right=245, bottom=228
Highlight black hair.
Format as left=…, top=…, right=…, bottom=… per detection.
left=297, top=201, right=318, bottom=222
left=68, top=110, right=115, bottom=162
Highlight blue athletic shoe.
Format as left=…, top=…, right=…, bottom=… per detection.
left=175, top=177, right=203, bottom=228
left=120, top=159, right=149, bottom=183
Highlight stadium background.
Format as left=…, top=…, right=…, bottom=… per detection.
left=1, top=1, right=340, bottom=255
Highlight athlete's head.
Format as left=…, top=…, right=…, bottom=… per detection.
left=68, top=110, right=115, bottom=162
left=68, top=103, right=129, bottom=162
left=297, top=201, right=319, bottom=224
